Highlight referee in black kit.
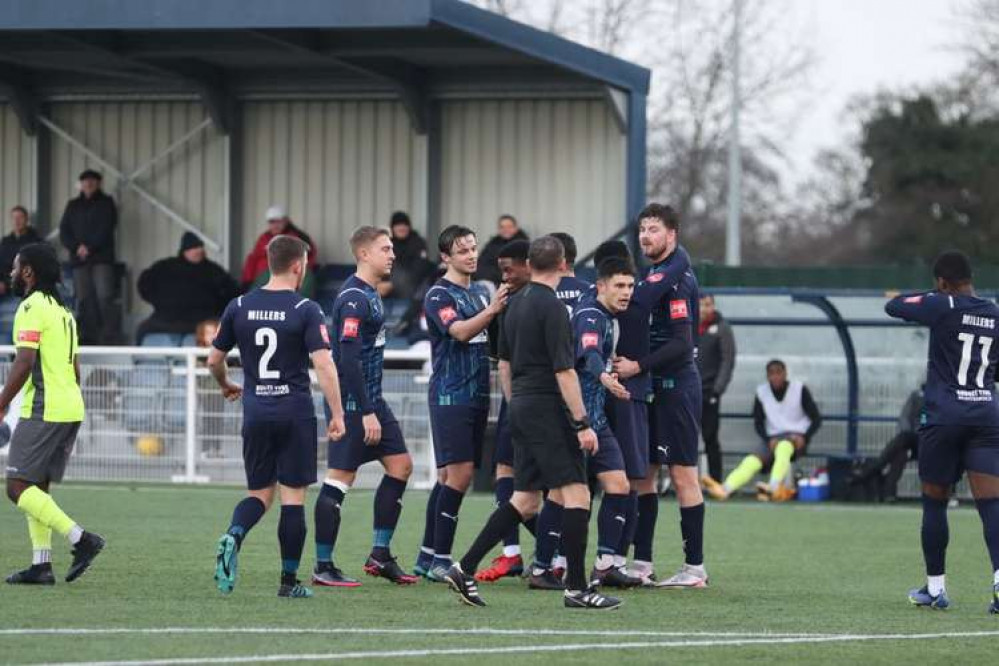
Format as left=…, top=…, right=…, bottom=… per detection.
left=445, top=236, right=622, bottom=610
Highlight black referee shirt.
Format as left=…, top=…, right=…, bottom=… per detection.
left=498, top=281, right=575, bottom=397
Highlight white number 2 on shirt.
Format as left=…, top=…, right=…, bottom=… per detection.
left=256, top=327, right=280, bottom=380
left=957, top=332, right=993, bottom=388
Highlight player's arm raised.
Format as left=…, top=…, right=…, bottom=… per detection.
left=885, top=292, right=943, bottom=324
left=445, top=284, right=509, bottom=343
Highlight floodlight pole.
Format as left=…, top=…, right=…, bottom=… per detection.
left=726, top=0, right=743, bottom=266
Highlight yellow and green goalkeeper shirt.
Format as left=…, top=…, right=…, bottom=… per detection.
left=12, top=291, right=85, bottom=422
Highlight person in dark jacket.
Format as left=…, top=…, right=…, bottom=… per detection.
left=696, top=293, right=737, bottom=481
left=0, top=206, right=43, bottom=295
left=473, top=214, right=528, bottom=285
left=0, top=206, right=44, bottom=344
left=59, top=169, right=120, bottom=344
left=136, top=232, right=238, bottom=344
left=851, top=385, right=924, bottom=501
left=388, top=210, right=433, bottom=300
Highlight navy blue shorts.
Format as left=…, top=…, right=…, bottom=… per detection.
left=431, top=404, right=488, bottom=468
left=493, top=399, right=514, bottom=468
left=587, top=426, right=626, bottom=475
left=918, top=424, right=999, bottom=486
left=242, top=418, right=318, bottom=490
left=327, top=402, right=408, bottom=472
left=606, top=397, right=649, bottom=480
left=649, top=383, right=702, bottom=467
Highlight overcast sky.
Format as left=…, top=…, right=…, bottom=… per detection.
left=781, top=0, right=967, bottom=184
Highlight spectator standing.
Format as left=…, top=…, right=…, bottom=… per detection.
left=59, top=169, right=119, bottom=344
left=474, top=214, right=528, bottom=286
left=389, top=211, right=433, bottom=300
left=136, top=232, right=238, bottom=344
left=240, top=206, right=317, bottom=295
left=0, top=206, right=43, bottom=343
left=697, top=293, right=736, bottom=481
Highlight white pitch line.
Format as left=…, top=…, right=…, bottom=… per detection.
left=0, top=627, right=824, bottom=639
left=30, top=631, right=999, bottom=666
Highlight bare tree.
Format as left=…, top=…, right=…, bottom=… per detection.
left=467, top=0, right=815, bottom=262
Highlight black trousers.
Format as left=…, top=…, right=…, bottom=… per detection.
left=701, top=390, right=723, bottom=480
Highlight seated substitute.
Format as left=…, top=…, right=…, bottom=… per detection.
left=703, top=359, right=822, bottom=502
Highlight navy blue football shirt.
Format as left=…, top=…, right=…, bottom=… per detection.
left=329, top=275, right=386, bottom=414
left=572, top=295, right=615, bottom=431
left=615, top=246, right=692, bottom=399
left=424, top=278, right=491, bottom=409
left=887, top=291, right=999, bottom=426
left=557, top=275, right=592, bottom=316
left=213, top=289, right=329, bottom=422
left=634, top=251, right=700, bottom=386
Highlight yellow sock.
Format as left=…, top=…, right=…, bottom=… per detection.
left=723, top=455, right=764, bottom=493
left=768, top=440, right=796, bottom=490
left=17, top=486, right=77, bottom=538
left=27, top=515, right=52, bottom=550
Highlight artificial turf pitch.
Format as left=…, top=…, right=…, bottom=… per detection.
left=0, top=484, right=997, bottom=665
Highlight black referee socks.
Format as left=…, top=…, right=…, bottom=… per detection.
left=561, top=507, right=590, bottom=592
left=460, top=502, right=523, bottom=574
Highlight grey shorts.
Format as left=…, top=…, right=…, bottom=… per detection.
left=5, top=419, right=81, bottom=484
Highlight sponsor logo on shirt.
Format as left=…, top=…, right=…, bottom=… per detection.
left=319, top=324, right=330, bottom=344
left=439, top=306, right=458, bottom=325
left=646, top=272, right=665, bottom=283
left=343, top=318, right=360, bottom=338
left=17, top=330, right=40, bottom=343
left=904, top=295, right=923, bottom=304
left=582, top=332, right=599, bottom=348
left=670, top=300, right=688, bottom=320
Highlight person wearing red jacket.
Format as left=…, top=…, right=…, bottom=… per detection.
left=241, top=206, right=318, bottom=294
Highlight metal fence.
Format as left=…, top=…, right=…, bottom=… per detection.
left=0, top=347, right=436, bottom=489
left=0, top=288, right=955, bottom=499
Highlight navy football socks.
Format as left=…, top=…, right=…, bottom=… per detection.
left=278, top=505, right=306, bottom=576
left=533, top=499, right=564, bottom=570
left=680, top=503, right=705, bottom=567
left=597, top=493, right=629, bottom=560
left=372, top=476, right=407, bottom=558
left=228, top=497, right=267, bottom=549
left=420, top=482, right=443, bottom=554
left=495, top=477, right=518, bottom=548
left=432, top=485, right=465, bottom=561
left=922, top=494, right=949, bottom=576
left=314, top=483, right=345, bottom=563
left=634, top=493, right=659, bottom=563
left=975, top=497, right=999, bottom=572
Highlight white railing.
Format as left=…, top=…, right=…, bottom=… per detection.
left=0, top=346, right=437, bottom=489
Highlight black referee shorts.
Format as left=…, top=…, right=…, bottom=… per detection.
left=509, top=394, right=586, bottom=492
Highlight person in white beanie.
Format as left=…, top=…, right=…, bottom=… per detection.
left=240, top=205, right=318, bottom=294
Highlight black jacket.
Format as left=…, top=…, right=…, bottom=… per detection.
left=138, top=255, right=238, bottom=335
left=474, top=230, right=529, bottom=285
left=59, top=191, right=118, bottom=265
left=697, top=311, right=736, bottom=395
left=0, top=228, right=43, bottom=289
